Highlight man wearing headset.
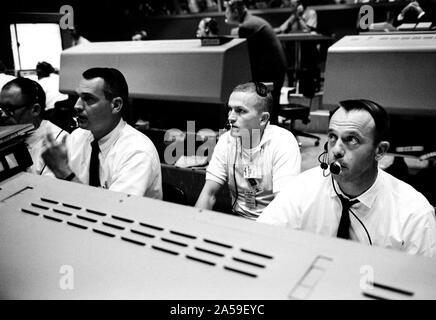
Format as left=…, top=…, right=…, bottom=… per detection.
left=0, top=77, right=68, bottom=177
left=258, top=99, right=436, bottom=257
left=195, top=82, right=301, bottom=220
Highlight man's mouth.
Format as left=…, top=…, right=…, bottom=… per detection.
left=333, top=161, right=346, bottom=169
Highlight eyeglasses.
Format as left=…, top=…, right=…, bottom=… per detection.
left=0, top=104, right=29, bottom=116
left=251, top=81, right=269, bottom=97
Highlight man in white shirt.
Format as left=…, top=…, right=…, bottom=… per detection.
left=0, top=77, right=68, bottom=176
left=42, top=67, right=162, bottom=199
left=195, top=81, right=301, bottom=219
left=258, top=99, right=436, bottom=257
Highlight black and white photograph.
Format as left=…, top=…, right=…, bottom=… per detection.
left=0, top=0, right=435, bottom=309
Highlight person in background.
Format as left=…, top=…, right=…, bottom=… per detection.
left=196, top=17, right=219, bottom=37
left=394, top=0, right=436, bottom=28
left=274, top=0, right=320, bottom=93
left=196, top=81, right=301, bottom=219
left=274, top=0, right=317, bottom=33
left=0, top=60, right=15, bottom=91
left=224, top=0, right=287, bottom=125
left=258, top=99, right=436, bottom=258
left=41, top=67, right=162, bottom=199
left=0, top=77, right=68, bottom=177
left=36, top=61, right=68, bottom=117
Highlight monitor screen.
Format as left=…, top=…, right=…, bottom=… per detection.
left=10, top=23, right=63, bottom=71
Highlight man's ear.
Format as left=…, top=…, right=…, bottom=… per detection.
left=31, top=103, right=42, bottom=117
left=260, top=112, right=270, bottom=126
left=111, top=97, right=123, bottom=114
left=375, top=141, right=390, bottom=161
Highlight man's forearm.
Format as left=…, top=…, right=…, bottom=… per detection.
left=195, top=192, right=216, bottom=210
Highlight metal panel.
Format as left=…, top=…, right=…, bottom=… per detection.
left=323, top=34, right=436, bottom=116
left=59, top=39, right=251, bottom=104
left=0, top=173, right=435, bottom=299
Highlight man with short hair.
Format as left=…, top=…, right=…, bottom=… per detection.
left=0, top=77, right=68, bottom=176
left=195, top=81, right=301, bottom=219
left=258, top=99, right=436, bottom=257
left=224, top=0, right=287, bottom=125
left=42, top=67, right=162, bottom=199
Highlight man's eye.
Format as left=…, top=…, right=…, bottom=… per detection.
left=347, top=136, right=359, bottom=145
left=327, top=134, right=336, bottom=142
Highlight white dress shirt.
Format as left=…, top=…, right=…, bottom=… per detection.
left=67, top=119, right=162, bottom=199
left=258, top=166, right=436, bottom=258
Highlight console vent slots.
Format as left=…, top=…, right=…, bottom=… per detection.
left=16, top=197, right=276, bottom=279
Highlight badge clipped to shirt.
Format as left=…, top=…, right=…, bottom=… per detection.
left=244, top=189, right=257, bottom=209
left=242, top=164, right=262, bottom=179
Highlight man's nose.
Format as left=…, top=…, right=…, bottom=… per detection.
left=331, top=141, right=345, bottom=159
left=74, top=98, right=84, bottom=113
left=228, top=110, right=236, bottom=123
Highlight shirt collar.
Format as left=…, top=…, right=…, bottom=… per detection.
left=329, top=170, right=381, bottom=209
left=242, top=123, right=272, bottom=153
left=96, top=119, right=125, bottom=155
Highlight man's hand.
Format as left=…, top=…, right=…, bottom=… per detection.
left=41, top=133, right=72, bottom=179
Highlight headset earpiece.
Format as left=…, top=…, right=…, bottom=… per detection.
left=318, top=142, right=329, bottom=170
left=320, top=160, right=328, bottom=170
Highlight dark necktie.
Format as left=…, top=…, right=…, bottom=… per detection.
left=89, top=139, right=100, bottom=187
left=337, top=195, right=359, bottom=239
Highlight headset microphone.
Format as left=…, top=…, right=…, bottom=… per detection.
left=330, top=161, right=342, bottom=175
left=318, top=142, right=342, bottom=175
left=224, top=121, right=232, bottom=131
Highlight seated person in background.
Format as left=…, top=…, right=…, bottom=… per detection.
left=36, top=61, right=68, bottom=115
left=196, top=17, right=219, bottom=37
left=258, top=99, right=436, bottom=257
left=42, top=67, right=162, bottom=199
left=195, top=81, right=301, bottom=219
left=274, top=0, right=317, bottom=33
left=394, top=0, right=436, bottom=28
left=224, top=0, right=287, bottom=125
left=0, top=78, right=68, bottom=176
left=0, top=60, right=15, bottom=90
